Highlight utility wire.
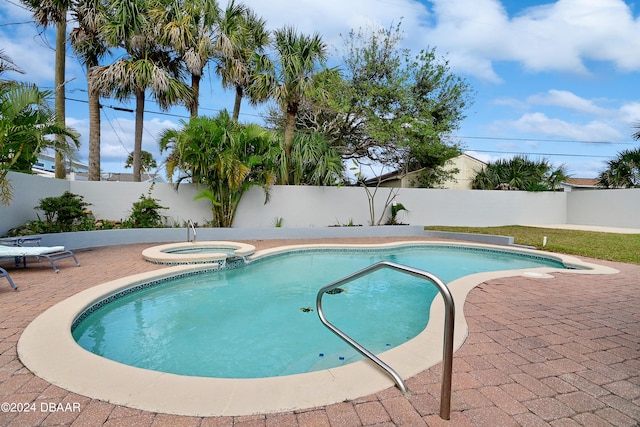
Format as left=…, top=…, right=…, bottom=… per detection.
left=467, top=149, right=611, bottom=159
left=455, top=135, right=634, bottom=145
left=63, top=97, right=631, bottom=160
left=0, top=21, right=32, bottom=26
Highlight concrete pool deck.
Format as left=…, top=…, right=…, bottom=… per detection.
left=1, top=237, right=639, bottom=426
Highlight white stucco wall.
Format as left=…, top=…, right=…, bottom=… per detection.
left=232, top=186, right=567, bottom=228
left=68, top=180, right=213, bottom=226
left=1, top=172, right=70, bottom=233
left=567, top=188, right=640, bottom=228
left=1, top=172, right=638, bottom=236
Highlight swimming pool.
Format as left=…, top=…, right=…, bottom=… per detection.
left=19, top=241, right=616, bottom=416
left=72, top=244, right=566, bottom=378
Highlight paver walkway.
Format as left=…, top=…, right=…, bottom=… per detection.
left=0, top=238, right=638, bottom=426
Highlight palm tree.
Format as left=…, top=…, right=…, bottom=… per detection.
left=543, top=164, right=570, bottom=192
left=633, top=122, right=640, bottom=141
left=215, top=4, right=269, bottom=121
left=21, top=0, right=73, bottom=179
left=0, top=82, right=79, bottom=204
left=69, top=0, right=110, bottom=181
left=275, top=131, right=344, bottom=185
left=125, top=149, right=157, bottom=173
left=472, top=156, right=568, bottom=191
left=91, top=0, right=194, bottom=182
left=250, top=26, right=327, bottom=182
left=150, top=0, right=221, bottom=117
left=597, top=148, right=640, bottom=188
left=159, top=110, right=277, bottom=226
left=0, top=49, right=23, bottom=76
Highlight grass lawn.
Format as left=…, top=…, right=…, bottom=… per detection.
left=425, top=225, right=640, bottom=265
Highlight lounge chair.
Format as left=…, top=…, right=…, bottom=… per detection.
left=0, top=245, right=80, bottom=273
left=0, top=267, right=17, bottom=290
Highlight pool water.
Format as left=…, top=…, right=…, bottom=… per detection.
left=72, top=245, right=565, bottom=378
left=164, top=247, right=238, bottom=256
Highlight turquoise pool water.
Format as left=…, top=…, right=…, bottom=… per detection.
left=72, top=245, right=566, bottom=378
left=164, top=247, right=238, bottom=256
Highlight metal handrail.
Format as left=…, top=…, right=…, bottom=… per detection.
left=187, top=219, right=197, bottom=242
left=316, top=260, right=455, bottom=420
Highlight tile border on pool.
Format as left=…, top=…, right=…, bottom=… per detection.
left=71, top=242, right=569, bottom=333
left=70, top=267, right=221, bottom=332
left=141, top=241, right=256, bottom=265
left=246, top=242, right=570, bottom=268
left=17, top=241, right=619, bottom=417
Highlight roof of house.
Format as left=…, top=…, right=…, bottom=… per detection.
left=361, top=153, right=486, bottom=186
left=564, top=178, right=599, bottom=187
left=103, top=173, right=164, bottom=183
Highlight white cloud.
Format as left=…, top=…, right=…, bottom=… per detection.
left=492, top=97, right=527, bottom=109
left=618, top=103, right=640, bottom=128
left=66, top=114, right=179, bottom=172
left=0, top=27, right=56, bottom=85
left=242, top=0, right=430, bottom=52
left=485, top=89, right=638, bottom=146
left=419, top=0, right=640, bottom=80
left=497, top=112, right=623, bottom=142
left=0, top=4, right=86, bottom=86
left=527, top=90, right=610, bottom=116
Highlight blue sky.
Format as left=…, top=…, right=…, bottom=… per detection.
left=1, top=0, right=639, bottom=179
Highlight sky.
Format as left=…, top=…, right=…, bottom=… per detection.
left=1, top=0, right=639, bottom=180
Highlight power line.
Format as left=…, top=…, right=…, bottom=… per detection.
left=455, top=135, right=635, bottom=145
left=0, top=21, right=32, bottom=27
left=467, top=149, right=611, bottom=159
left=66, top=95, right=264, bottom=120
left=2, top=0, right=29, bottom=11
left=63, top=97, right=634, bottom=157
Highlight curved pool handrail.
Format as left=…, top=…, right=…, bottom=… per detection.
left=316, top=260, right=455, bottom=420
left=187, top=219, right=197, bottom=242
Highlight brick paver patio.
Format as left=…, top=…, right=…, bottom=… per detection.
left=0, top=238, right=638, bottom=426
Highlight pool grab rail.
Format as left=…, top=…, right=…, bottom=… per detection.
left=316, top=261, right=455, bottom=420
left=187, top=219, right=196, bottom=242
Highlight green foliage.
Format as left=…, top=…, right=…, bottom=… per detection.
left=248, top=26, right=327, bottom=182
left=386, top=202, right=408, bottom=225
left=275, top=131, right=344, bottom=185
left=124, top=150, right=157, bottom=171
left=5, top=187, right=172, bottom=235
left=597, top=148, right=640, bottom=188
left=472, top=156, right=570, bottom=191
left=277, top=22, right=471, bottom=178
left=409, top=142, right=462, bottom=188
left=0, top=80, right=80, bottom=204
left=160, top=110, right=278, bottom=227
left=121, top=185, right=167, bottom=228
left=34, top=191, right=93, bottom=233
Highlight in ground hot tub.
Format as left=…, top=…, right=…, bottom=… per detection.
left=142, top=241, right=255, bottom=265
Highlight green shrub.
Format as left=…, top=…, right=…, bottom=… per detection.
left=121, top=186, right=168, bottom=228
left=33, top=191, right=94, bottom=233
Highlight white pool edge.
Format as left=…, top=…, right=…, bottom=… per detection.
left=141, top=241, right=256, bottom=264
left=17, top=241, right=619, bottom=416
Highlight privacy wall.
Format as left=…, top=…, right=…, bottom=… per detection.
left=1, top=171, right=638, bottom=235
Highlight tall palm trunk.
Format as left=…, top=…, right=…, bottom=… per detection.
left=282, top=105, right=297, bottom=184
left=87, top=64, right=101, bottom=181
left=232, top=86, right=243, bottom=121
left=133, top=89, right=145, bottom=182
left=190, top=74, right=200, bottom=117
left=54, top=17, right=67, bottom=179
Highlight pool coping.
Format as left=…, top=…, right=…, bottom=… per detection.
left=17, top=241, right=619, bottom=417
left=141, top=241, right=256, bottom=265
